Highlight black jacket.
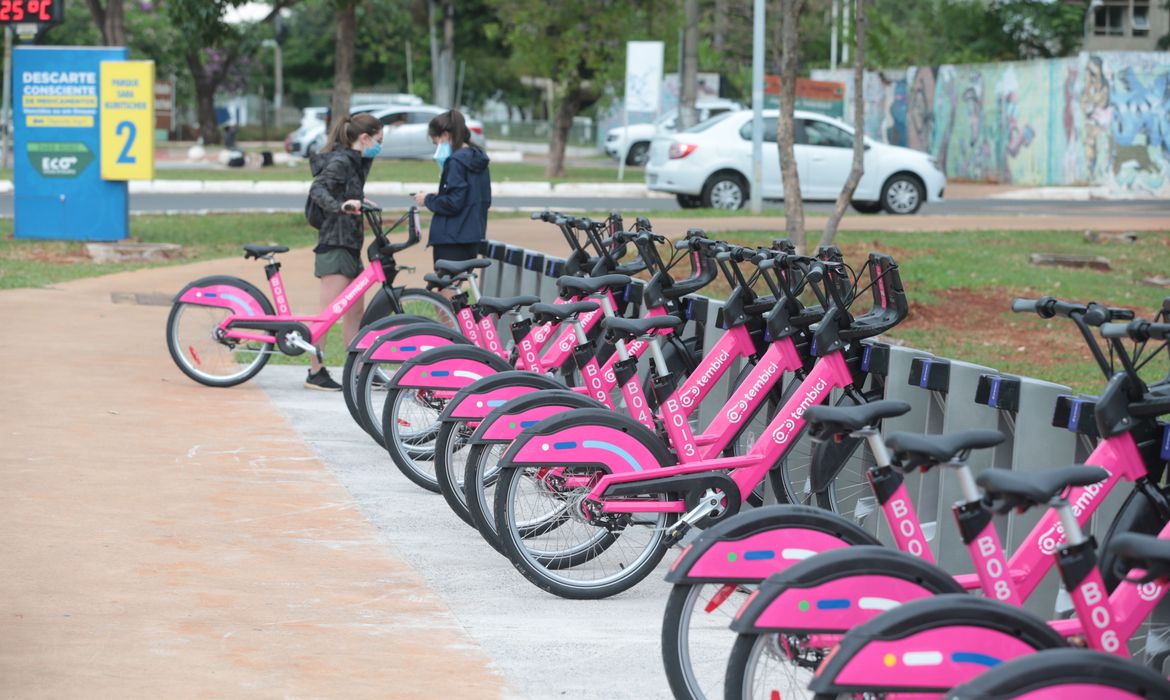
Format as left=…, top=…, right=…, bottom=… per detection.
left=308, top=148, right=373, bottom=252
left=424, top=145, right=491, bottom=246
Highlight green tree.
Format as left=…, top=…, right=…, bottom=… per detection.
left=487, top=0, right=676, bottom=177
left=993, top=0, right=1085, bottom=58
left=165, top=0, right=296, bottom=145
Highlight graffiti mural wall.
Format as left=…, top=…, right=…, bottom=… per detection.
left=813, top=52, right=1170, bottom=196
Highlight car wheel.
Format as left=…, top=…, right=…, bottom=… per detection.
left=675, top=194, right=703, bottom=209
left=626, top=142, right=650, bottom=166
left=881, top=174, right=925, bottom=215
left=701, top=173, right=746, bottom=210
left=850, top=200, right=884, bottom=214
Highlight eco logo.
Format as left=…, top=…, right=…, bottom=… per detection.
left=28, top=142, right=94, bottom=177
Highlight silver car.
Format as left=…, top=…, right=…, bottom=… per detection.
left=370, top=105, right=486, bottom=159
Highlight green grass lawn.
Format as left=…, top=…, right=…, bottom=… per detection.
left=725, top=229, right=1170, bottom=392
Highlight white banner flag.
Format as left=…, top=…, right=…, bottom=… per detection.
left=624, top=41, right=664, bottom=113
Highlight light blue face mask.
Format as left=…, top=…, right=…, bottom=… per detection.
left=433, top=141, right=452, bottom=170
left=362, top=140, right=382, bottom=159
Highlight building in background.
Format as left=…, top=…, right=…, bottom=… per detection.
left=1084, top=0, right=1169, bottom=51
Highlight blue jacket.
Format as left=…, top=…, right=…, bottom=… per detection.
left=424, top=145, right=491, bottom=246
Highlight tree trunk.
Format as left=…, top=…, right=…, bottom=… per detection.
left=440, top=0, right=456, bottom=108
left=546, top=85, right=592, bottom=179
left=819, top=0, right=867, bottom=249
left=713, top=0, right=728, bottom=52
left=105, top=0, right=126, bottom=46
left=428, top=0, right=440, bottom=103
left=331, top=1, right=357, bottom=124
left=679, top=0, right=700, bottom=129
left=777, top=0, right=806, bottom=251
left=84, top=0, right=126, bottom=46
left=186, top=50, right=221, bottom=145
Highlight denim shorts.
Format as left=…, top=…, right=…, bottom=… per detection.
left=314, top=248, right=363, bottom=278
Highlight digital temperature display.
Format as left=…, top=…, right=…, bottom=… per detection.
left=0, top=0, right=64, bottom=24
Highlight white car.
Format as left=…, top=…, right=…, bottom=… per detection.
left=645, top=109, right=946, bottom=214
left=605, top=99, right=743, bottom=166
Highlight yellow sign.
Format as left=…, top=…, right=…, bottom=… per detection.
left=99, top=61, right=155, bottom=180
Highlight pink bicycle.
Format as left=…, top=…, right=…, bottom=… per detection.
left=721, top=316, right=1170, bottom=698
left=490, top=252, right=908, bottom=599
left=166, top=206, right=454, bottom=387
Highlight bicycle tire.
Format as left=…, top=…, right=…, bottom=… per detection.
left=362, top=287, right=456, bottom=330
left=464, top=391, right=603, bottom=555
left=342, top=314, right=434, bottom=428
left=166, top=276, right=274, bottom=387
left=434, top=373, right=568, bottom=527
left=354, top=324, right=471, bottom=446
left=724, top=631, right=826, bottom=700
left=492, top=409, right=678, bottom=599
left=495, top=464, right=672, bottom=599
left=662, top=582, right=755, bottom=700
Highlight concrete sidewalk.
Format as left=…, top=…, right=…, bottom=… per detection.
left=0, top=242, right=513, bottom=698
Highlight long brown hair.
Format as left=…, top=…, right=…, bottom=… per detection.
left=322, top=112, right=382, bottom=153
left=427, top=110, right=472, bottom=148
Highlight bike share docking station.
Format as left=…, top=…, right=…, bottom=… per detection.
left=476, top=237, right=1125, bottom=595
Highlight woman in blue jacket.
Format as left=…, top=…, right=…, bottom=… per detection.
left=413, top=110, right=492, bottom=267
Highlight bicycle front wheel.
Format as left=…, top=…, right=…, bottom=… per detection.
left=166, top=290, right=274, bottom=387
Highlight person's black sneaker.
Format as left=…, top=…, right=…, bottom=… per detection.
left=305, top=367, right=342, bottom=391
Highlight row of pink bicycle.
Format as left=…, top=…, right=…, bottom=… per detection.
left=166, top=206, right=1170, bottom=699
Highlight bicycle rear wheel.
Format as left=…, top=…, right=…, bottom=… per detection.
left=381, top=385, right=445, bottom=492
left=494, top=464, right=673, bottom=599
left=166, top=286, right=274, bottom=387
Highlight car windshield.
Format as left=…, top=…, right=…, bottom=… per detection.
left=683, top=111, right=735, bottom=133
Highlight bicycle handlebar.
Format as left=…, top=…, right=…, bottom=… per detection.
left=1101, top=320, right=1170, bottom=342
left=1011, top=296, right=1134, bottom=325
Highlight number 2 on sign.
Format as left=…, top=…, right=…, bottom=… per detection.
left=116, top=121, right=137, bottom=165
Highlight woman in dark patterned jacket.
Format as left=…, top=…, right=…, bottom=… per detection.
left=303, top=112, right=383, bottom=390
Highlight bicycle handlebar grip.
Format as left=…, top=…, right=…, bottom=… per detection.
left=1148, top=322, right=1170, bottom=340
left=1110, top=307, right=1136, bottom=321
left=1100, top=322, right=1129, bottom=338
left=805, top=264, right=826, bottom=285
left=1011, top=298, right=1038, bottom=313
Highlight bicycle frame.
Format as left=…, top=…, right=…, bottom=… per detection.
left=554, top=347, right=855, bottom=514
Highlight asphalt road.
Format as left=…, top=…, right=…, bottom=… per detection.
left=1, top=192, right=1168, bottom=217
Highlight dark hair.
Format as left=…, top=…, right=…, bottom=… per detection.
left=427, top=109, right=472, bottom=148
left=322, top=112, right=382, bottom=153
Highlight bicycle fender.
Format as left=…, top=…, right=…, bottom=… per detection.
left=173, top=275, right=270, bottom=317
left=499, top=408, right=674, bottom=473
left=729, top=546, right=964, bottom=634
left=362, top=324, right=471, bottom=364
left=808, top=594, right=1066, bottom=696
left=468, top=391, right=604, bottom=446
left=437, top=372, right=567, bottom=423
left=347, top=314, right=440, bottom=352
left=664, top=504, right=880, bottom=585
left=387, top=345, right=512, bottom=391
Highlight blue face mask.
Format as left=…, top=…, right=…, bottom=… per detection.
left=362, top=140, right=382, bottom=159
left=433, top=141, right=452, bottom=170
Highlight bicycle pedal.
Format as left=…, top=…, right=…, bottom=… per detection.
left=665, top=521, right=692, bottom=546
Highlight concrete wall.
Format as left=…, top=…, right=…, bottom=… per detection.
left=813, top=52, right=1170, bottom=196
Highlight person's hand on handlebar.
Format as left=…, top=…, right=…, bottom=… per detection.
left=412, top=192, right=430, bottom=207
left=342, top=199, right=363, bottom=215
